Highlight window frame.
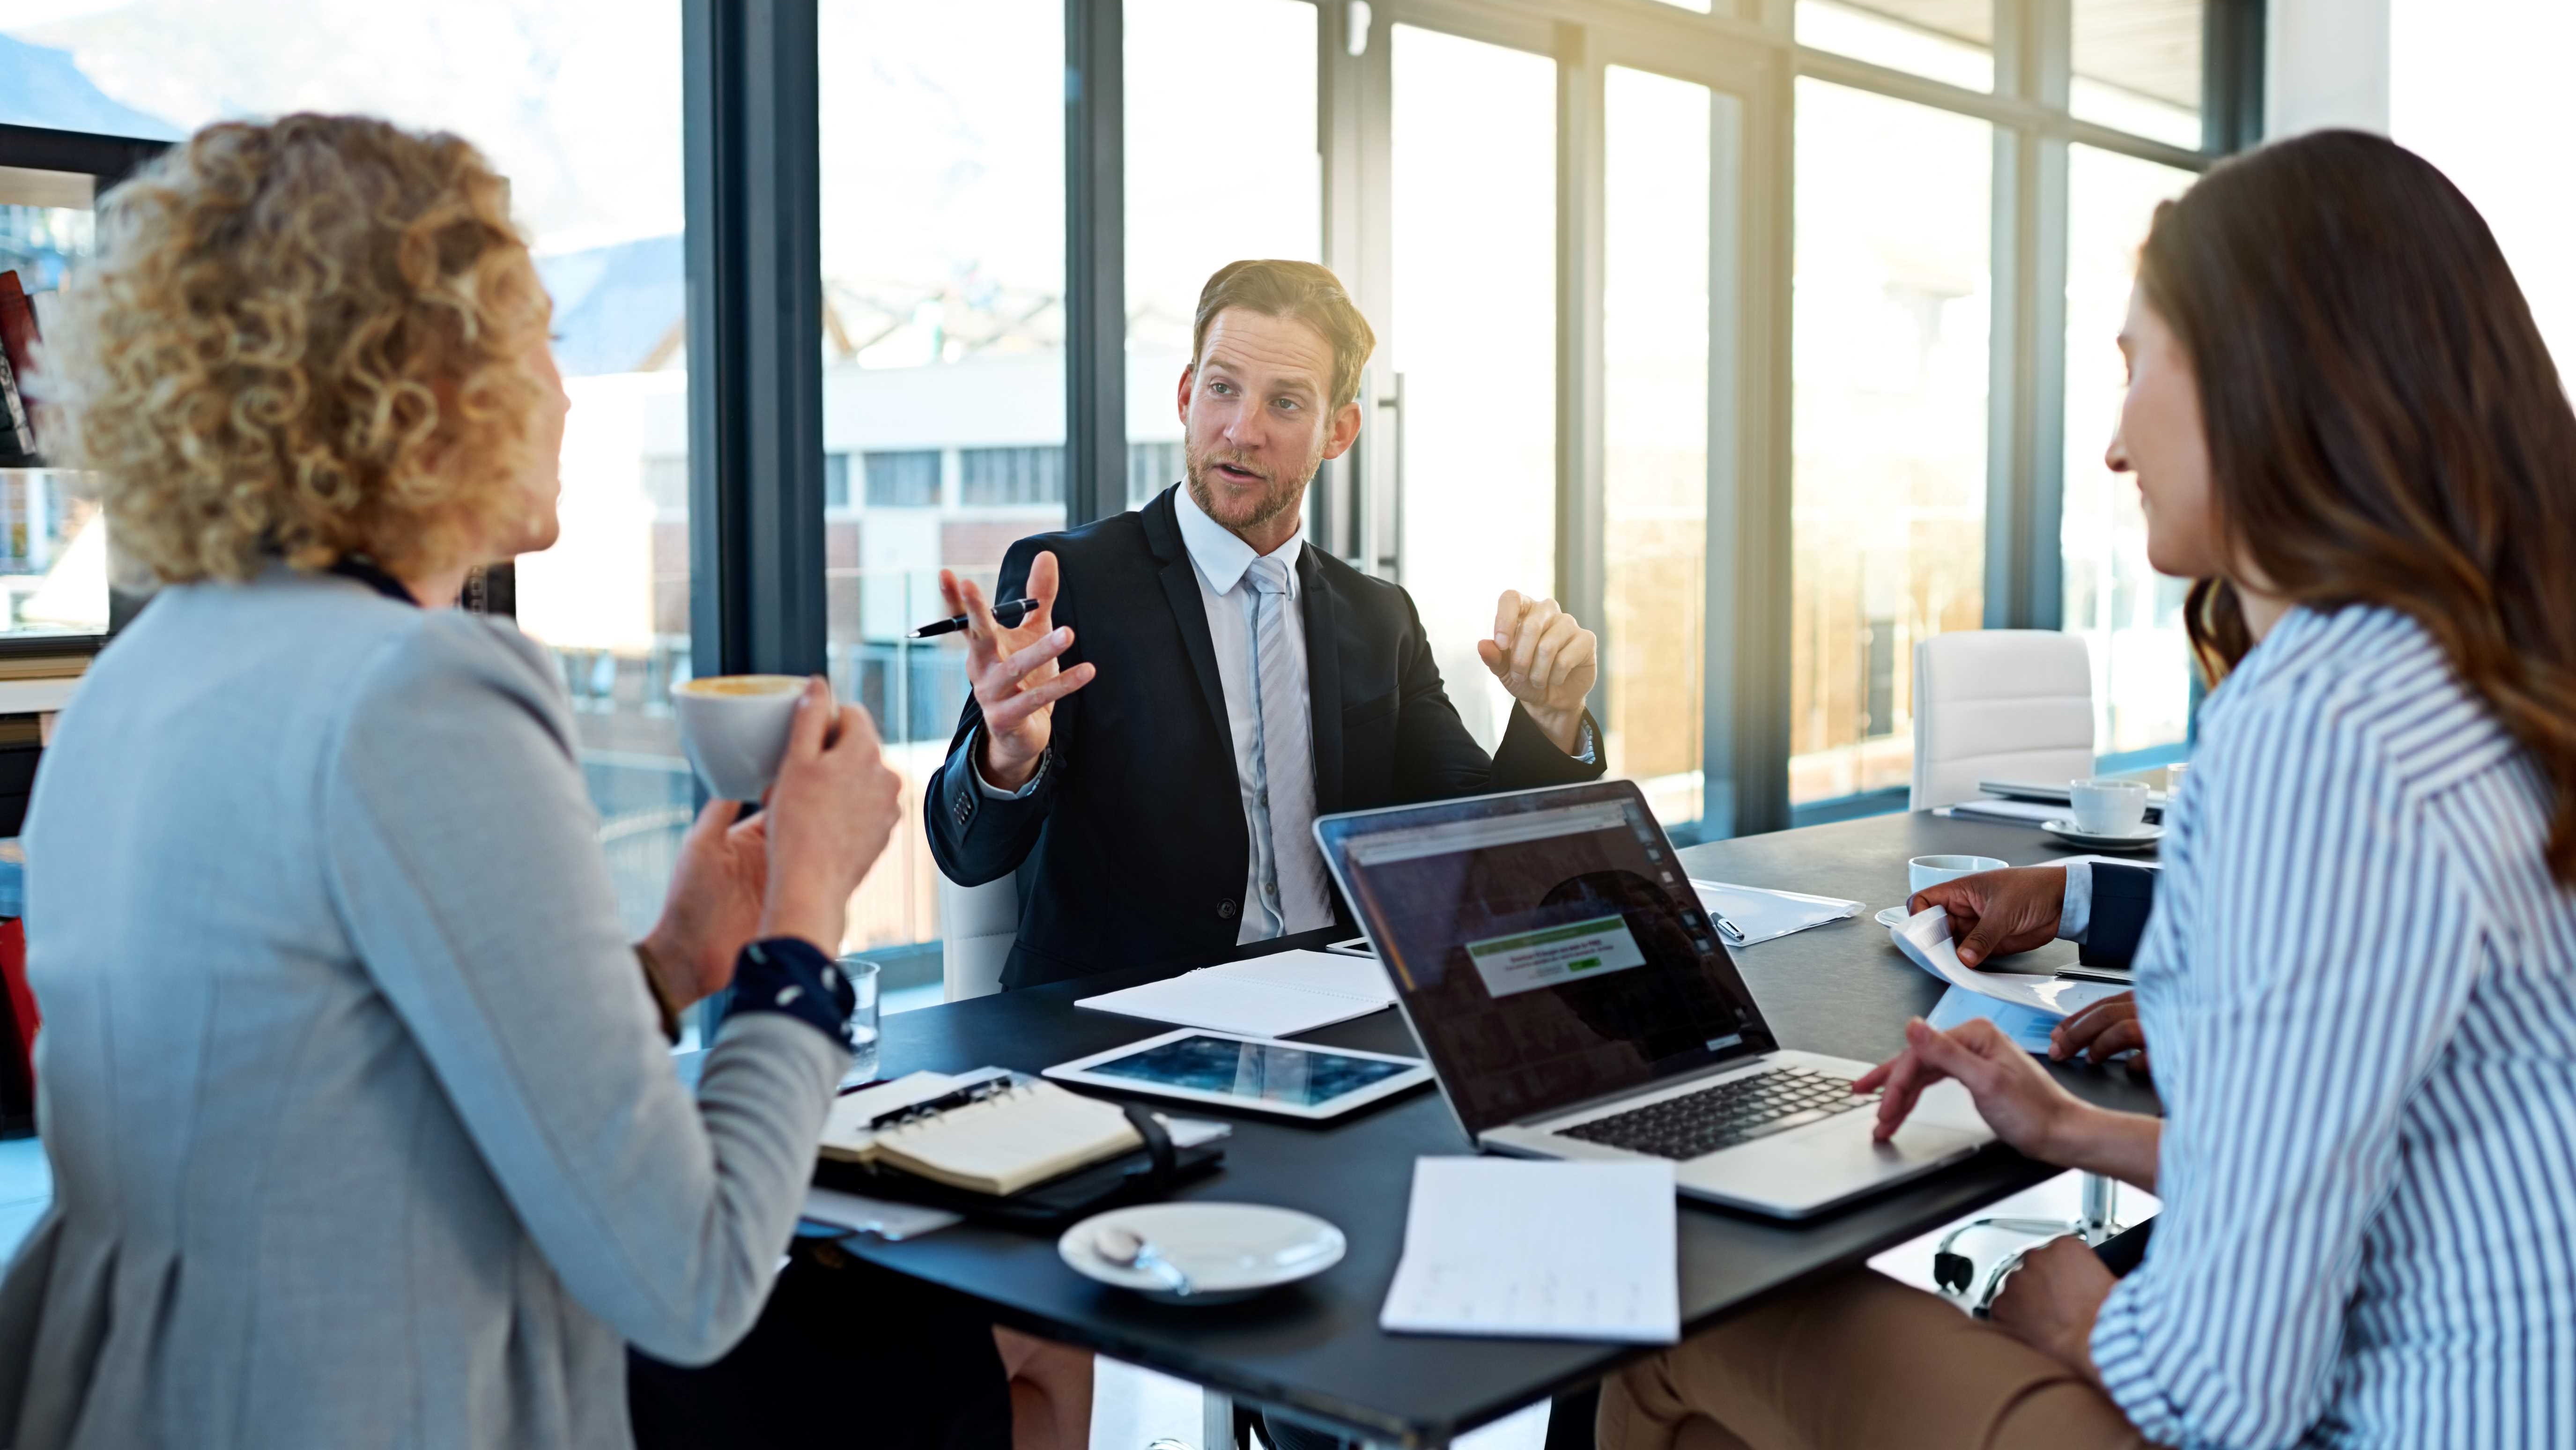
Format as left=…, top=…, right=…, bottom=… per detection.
left=0, top=0, right=2266, bottom=873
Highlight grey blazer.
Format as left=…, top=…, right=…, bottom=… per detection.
left=0, top=568, right=845, bottom=1449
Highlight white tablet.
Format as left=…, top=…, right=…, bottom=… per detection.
left=1043, top=1028, right=1433, bottom=1122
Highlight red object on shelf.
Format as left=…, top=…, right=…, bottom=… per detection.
left=0, top=917, right=28, bottom=1120
left=0, top=272, right=37, bottom=387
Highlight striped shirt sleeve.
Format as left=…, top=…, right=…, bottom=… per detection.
left=2090, top=676, right=2483, bottom=1447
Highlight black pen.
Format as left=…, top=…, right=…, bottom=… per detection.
left=909, top=599, right=1040, bottom=639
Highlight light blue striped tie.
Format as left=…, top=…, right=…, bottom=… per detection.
left=1242, top=556, right=1328, bottom=937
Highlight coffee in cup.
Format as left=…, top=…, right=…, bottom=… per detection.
left=1909, top=854, right=2007, bottom=897
left=672, top=674, right=807, bottom=801
left=2070, top=777, right=2150, bottom=836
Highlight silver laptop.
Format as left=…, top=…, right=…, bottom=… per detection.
left=1314, top=780, right=1992, bottom=1219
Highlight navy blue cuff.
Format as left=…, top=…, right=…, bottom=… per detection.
left=725, top=937, right=858, bottom=1048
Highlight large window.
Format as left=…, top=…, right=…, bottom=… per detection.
left=1124, top=0, right=1320, bottom=518
left=1389, top=25, right=1558, bottom=752
left=1603, top=66, right=1716, bottom=836
left=2, top=1, right=696, bottom=937
left=2072, top=0, right=2204, bottom=149
left=2063, top=145, right=2194, bottom=758
left=1798, top=0, right=1995, bottom=92
left=817, top=0, right=1065, bottom=964
left=1789, top=79, right=1994, bottom=806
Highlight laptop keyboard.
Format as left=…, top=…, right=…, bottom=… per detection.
left=1558, top=1066, right=1879, bottom=1161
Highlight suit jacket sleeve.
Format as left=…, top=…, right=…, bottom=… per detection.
left=1386, top=586, right=1607, bottom=802
left=925, top=538, right=1070, bottom=887
left=2076, top=861, right=2158, bottom=969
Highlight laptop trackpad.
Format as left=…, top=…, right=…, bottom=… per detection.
left=1686, top=1080, right=1990, bottom=1212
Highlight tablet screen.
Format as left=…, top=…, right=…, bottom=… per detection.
left=1081, top=1034, right=1416, bottom=1107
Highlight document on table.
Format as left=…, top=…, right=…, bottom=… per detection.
left=1890, top=908, right=2126, bottom=1019
left=1075, top=949, right=1395, bottom=1036
left=1379, top=1157, right=1679, bottom=1344
left=1926, top=984, right=2060, bottom=1054
left=1689, top=880, right=1863, bottom=947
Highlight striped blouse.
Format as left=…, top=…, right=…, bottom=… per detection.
left=2091, top=605, right=2576, bottom=1447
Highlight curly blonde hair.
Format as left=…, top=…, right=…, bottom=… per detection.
left=41, top=113, right=551, bottom=584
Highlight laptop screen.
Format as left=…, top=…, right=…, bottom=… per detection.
left=1318, top=783, right=1775, bottom=1136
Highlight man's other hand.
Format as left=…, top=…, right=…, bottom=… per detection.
left=1908, top=866, right=2066, bottom=968
left=1478, top=590, right=1598, bottom=755
left=940, top=551, right=1095, bottom=792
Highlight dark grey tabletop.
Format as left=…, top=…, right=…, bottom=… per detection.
left=838, top=810, right=2159, bottom=1446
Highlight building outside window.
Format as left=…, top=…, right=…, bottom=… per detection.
left=0, top=0, right=699, bottom=940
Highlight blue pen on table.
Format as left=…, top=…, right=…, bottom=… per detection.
left=909, top=599, right=1040, bottom=639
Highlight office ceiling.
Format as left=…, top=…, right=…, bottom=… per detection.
left=1837, top=0, right=2203, bottom=111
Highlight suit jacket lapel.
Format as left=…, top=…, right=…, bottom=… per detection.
left=1140, top=489, right=1236, bottom=775
left=1297, top=547, right=1343, bottom=817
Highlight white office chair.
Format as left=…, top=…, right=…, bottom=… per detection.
left=1910, top=630, right=2122, bottom=1307
left=936, top=873, right=1018, bottom=1001
left=1909, top=630, right=2097, bottom=811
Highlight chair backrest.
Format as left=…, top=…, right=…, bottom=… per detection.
left=937, top=871, right=1021, bottom=1001
left=1910, top=630, right=2096, bottom=811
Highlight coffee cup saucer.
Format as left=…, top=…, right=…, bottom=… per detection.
left=2042, top=818, right=2163, bottom=851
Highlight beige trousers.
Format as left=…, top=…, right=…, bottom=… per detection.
left=1597, top=1270, right=2156, bottom=1450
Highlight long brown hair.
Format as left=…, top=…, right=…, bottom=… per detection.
left=2140, top=129, right=2576, bottom=885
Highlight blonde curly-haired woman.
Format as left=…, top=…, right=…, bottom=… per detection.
left=0, top=114, right=1066, bottom=1450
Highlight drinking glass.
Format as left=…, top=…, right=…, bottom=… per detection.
left=835, top=956, right=881, bottom=1089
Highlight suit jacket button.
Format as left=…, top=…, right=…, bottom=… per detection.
left=1217, top=899, right=1238, bottom=921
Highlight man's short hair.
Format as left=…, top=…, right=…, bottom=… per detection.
left=1190, top=259, right=1377, bottom=411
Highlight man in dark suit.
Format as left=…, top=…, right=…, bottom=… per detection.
left=924, top=259, right=1607, bottom=990
left=1908, top=860, right=2158, bottom=1063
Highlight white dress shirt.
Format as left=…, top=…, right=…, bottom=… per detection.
left=1170, top=485, right=1334, bottom=943
left=969, top=487, right=1333, bottom=944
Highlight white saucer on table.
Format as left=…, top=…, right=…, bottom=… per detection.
left=1060, top=1203, right=1346, bottom=1305
left=2041, top=819, right=2163, bottom=851
left=1874, top=905, right=1910, bottom=928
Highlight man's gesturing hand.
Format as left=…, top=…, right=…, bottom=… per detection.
left=938, top=550, right=1096, bottom=792
left=1477, top=590, right=1599, bottom=755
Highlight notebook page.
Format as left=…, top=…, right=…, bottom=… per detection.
left=871, top=1081, right=1142, bottom=1195
left=1381, top=1157, right=1678, bottom=1343
left=1213, top=949, right=1396, bottom=1004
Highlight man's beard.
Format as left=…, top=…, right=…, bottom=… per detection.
left=1183, top=435, right=1323, bottom=539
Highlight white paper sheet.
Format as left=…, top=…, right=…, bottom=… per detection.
left=1889, top=908, right=2126, bottom=1019
left=1689, top=880, right=1864, bottom=947
left=1076, top=949, right=1394, bottom=1036
left=800, top=1186, right=965, bottom=1242
left=1379, top=1158, right=1679, bottom=1344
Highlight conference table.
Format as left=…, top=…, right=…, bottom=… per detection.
left=834, top=809, right=2161, bottom=1447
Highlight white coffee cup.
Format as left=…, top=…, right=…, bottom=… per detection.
left=2070, top=777, right=2151, bottom=836
left=1909, top=854, right=2007, bottom=897
left=672, top=675, right=807, bottom=801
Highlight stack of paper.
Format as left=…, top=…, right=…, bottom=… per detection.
left=1888, top=908, right=2125, bottom=1019
left=1076, top=950, right=1395, bottom=1037
left=1689, top=880, right=1863, bottom=947
left=1380, top=1157, right=1679, bottom=1343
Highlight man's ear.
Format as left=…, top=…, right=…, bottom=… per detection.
left=1321, top=398, right=1363, bottom=461
left=1176, top=363, right=1197, bottom=424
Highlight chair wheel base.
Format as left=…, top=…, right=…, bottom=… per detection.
left=1933, top=1250, right=1974, bottom=1295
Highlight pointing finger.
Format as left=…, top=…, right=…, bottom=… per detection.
left=1492, top=589, right=1525, bottom=649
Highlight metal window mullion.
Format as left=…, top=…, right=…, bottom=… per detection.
left=1708, top=52, right=1794, bottom=839
left=1064, top=0, right=1126, bottom=528
left=1556, top=24, right=1608, bottom=724
left=2206, top=0, right=2268, bottom=153
left=683, top=0, right=826, bottom=682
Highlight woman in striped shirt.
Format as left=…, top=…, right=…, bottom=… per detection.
left=1599, top=128, right=2576, bottom=1450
